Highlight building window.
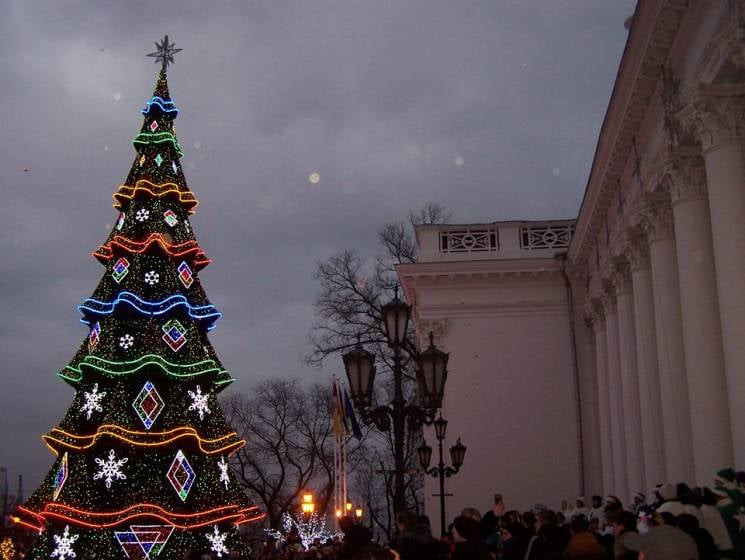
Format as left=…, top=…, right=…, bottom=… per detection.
left=520, top=224, right=574, bottom=250
left=440, top=229, right=498, bottom=253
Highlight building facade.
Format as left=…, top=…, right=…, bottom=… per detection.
left=398, top=0, right=745, bottom=516
left=397, top=221, right=581, bottom=515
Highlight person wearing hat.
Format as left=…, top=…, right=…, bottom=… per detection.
left=656, top=483, right=683, bottom=517
left=588, top=496, right=604, bottom=527
left=633, top=493, right=647, bottom=514
left=621, top=524, right=699, bottom=559
left=714, top=467, right=745, bottom=558
left=574, top=497, right=589, bottom=518
left=451, top=515, right=490, bottom=560
left=700, top=487, right=732, bottom=555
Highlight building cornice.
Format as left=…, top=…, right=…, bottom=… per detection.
left=568, top=0, right=688, bottom=266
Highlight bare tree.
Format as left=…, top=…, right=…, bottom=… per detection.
left=224, top=379, right=366, bottom=528
left=307, top=203, right=448, bottom=530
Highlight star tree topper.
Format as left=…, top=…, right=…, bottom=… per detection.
left=147, top=35, right=182, bottom=70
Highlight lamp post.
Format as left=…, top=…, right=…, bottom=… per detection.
left=301, top=493, right=315, bottom=517
left=342, top=290, right=449, bottom=513
left=417, top=416, right=466, bottom=537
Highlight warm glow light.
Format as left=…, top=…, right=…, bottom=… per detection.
left=345, top=502, right=352, bottom=512
left=335, top=510, right=342, bottom=518
left=301, top=503, right=315, bottom=515
left=114, top=180, right=198, bottom=213
left=44, top=425, right=244, bottom=455
left=17, top=503, right=263, bottom=530
left=355, top=508, right=363, bottom=519
left=93, top=233, right=210, bottom=269
left=302, top=494, right=313, bottom=503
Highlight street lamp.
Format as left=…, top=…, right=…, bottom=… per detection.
left=342, top=290, right=450, bottom=513
left=417, top=333, right=449, bottom=410
left=301, top=493, right=315, bottom=516
left=418, top=416, right=467, bottom=537
left=355, top=508, right=363, bottom=521
left=342, top=337, right=376, bottom=409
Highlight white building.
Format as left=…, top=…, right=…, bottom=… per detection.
left=397, top=0, right=745, bottom=517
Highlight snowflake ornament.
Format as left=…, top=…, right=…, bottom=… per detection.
left=218, top=456, right=230, bottom=489
left=51, top=525, right=79, bottom=560
left=135, top=208, right=150, bottom=222
left=80, top=383, right=107, bottom=419
left=187, top=385, right=211, bottom=420
left=144, top=270, right=160, bottom=285
left=93, top=449, right=128, bottom=489
left=206, top=525, right=229, bottom=558
left=119, top=334, right=134, bottom=349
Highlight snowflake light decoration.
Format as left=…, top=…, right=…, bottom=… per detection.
left=51, top=525, right=79, bottom=560
left=265, top=513, right=340, bottom=551
left=135, top=208, right=150, bottom=222
left=94, top=449, right=128, bottom=489
left=80, top=383, right=106, bottom=419
left=187, top=385, right=211, bottom=420
left=218, top=456, right=230, bottom=489
left=144, top=270, right=160, bottom=285
left=205, top=525, right=229, bottom=558
left=119, top=334, right=134, bottom=349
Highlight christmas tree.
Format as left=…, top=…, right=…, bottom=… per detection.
left=14, top=37, right=264, bottom=559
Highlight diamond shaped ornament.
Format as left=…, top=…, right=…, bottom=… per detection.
left=112, top=257, right=130, bottom=283
left=177, top=261, right=193, bottom=288
left=163, top=210, right=178, bottom=227
left=166, top=450, right=196, bottom=501
left=154, top=153, right=163, bottom=167
left=161, top=319, right=187, bottom=352
left=150, top=120, right=159, bottom=132
left=133, top=381, right=165, bottom=429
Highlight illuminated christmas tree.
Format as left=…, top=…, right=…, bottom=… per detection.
left=14, top=37, right=264, bottom=559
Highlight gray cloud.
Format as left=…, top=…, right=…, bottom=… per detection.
left=0, top=0, right=634, bottom=488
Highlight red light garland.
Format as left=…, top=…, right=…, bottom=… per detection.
left=15, top=504, right=265, bottom=531
left=93, top=233, right=210, bottom=269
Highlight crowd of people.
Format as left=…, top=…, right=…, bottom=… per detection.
left=1, top=468, right=743, bottom=559
left=254, top=467, right=745, bottom=560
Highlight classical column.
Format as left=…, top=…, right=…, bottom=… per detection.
left=603, top=290, right=629, bottom=501
left=626, top=236, right=666, bottom=490
left=575, top=302, right=603, bottom=498
left=688, top=87, right=745, bottom=468
left=639, top=199, right=694, bottom=484
left=590, top=304, right=614, bottom=495
left=665, top=150, right=733, bottom=483
left=613, top=261, right=646, bottom=496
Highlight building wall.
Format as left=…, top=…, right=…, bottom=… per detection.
left=398, top=0, right=745, bottom=516
left=398, top=222, right=582, bottom=517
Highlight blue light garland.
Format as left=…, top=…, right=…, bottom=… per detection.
left=142, top=96, right=179, bottom=118
left=78, top=292, right=221, bottom=331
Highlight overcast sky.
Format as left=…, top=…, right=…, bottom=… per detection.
left=0, top=0, right=635, bottom=490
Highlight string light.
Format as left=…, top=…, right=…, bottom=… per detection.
left=78, top=291, right=222, bottom=329
left=114, top=179, right=198, bottom=213
left=17, top=503, right=263, bottom=530
left=132, top=131, right=183, bottom=156
left=43, top=425, right=245, bottom=455
left=93, top=233, right=210, bottom=269
left=141, top=96, right=179, bottom=117
left=58, top=353, right=233, bottom=385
